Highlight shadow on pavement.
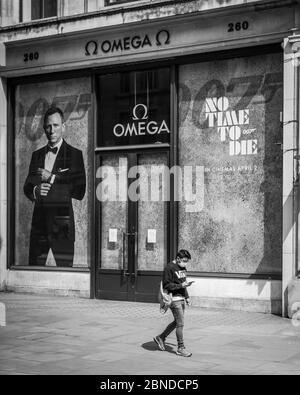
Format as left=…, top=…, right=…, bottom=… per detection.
left=141, top=341, right=177, bottom=355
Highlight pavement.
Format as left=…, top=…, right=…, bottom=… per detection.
left=0, top=292, right=300, bottom=375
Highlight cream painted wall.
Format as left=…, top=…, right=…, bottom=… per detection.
left=22, top=0, right=32, bottom=23
left=282, top=38, right=298, bottom=317
left=88, top=0, right=105, bottom=12
left=61, top=0, right=85, bottom=16
left=188, top=278, right=281, bottom=300
left=187, top=277, right=282, bottom=314
left=0, top=75, right=7, bottom=290
left=5, top=270, right=280, bottom=312
left=6, top=271, right=90, bottom=297
left=0, top=0, right=19, bottom=27
left=0, top=0, right=278, bottom=28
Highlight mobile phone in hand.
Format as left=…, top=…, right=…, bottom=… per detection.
left=187, top=281, right=195, bottom=286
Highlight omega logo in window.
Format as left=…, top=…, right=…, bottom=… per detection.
left=113, top=104, right=170, bottom=138
left=85, top=30, right=170, bottom=56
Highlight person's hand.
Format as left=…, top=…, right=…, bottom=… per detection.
left=186, top=298, right=191, bottom=306
left=37, top=168, right=52, bottom=183
left=182, top=281, right=190, bottom=288
left=36, top=183, right=52, bottom=197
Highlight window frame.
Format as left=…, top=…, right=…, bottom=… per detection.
left=19, top=0, right=144, bottom=23
left=104, top=0, right=141, bottom=6
left=7, top=68, right=94, bottom=273
left=96, top=67, right=171, bottom=148
left=20, top=0, right=91, bottom=22
left=28, top=0, right=58, bottom=20
left=20, top=0, right=58, bottom=22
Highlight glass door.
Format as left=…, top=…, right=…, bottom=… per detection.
left=95, top=151, right=169, bottom=302
left=135, top=152, right=168, bottom=301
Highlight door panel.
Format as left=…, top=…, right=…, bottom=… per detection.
left=137, top=153, right=168, bottom=271
left=96, top=151, right=169, bottom=302
left=134, top=153, right=168, bottom=302
left=100, top=155, right=128, bottom=270
left=96, top=155, right=132, bottom=300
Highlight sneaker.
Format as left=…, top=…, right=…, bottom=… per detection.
left=154, top=336, right=166, bottom=351
left=176, top=347, right=192, bottom=357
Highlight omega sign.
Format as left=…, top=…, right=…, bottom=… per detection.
left=113, top=104, right=170, bottom=138
left=85, top=30, right=170, bottom=56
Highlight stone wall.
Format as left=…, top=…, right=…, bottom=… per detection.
left=0, top=0, right=278, bottom=28
left=0, top=0, right=19, bottom=27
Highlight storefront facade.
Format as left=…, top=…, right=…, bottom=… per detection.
left=0, top=0, right=300, bottom=317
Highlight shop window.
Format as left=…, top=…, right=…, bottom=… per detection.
left=31, top=0, right=57, bottom=20
left=178, top=52, right=283, bottom=276
left=20, top=0, right=92, bottom=22
left=14, top=77, right=92, bottom=268
left=120, top=74, right=131, bottom=94
left=97, top=68, right=170, bottom=147
left=19, top=0, right=141, bottom=22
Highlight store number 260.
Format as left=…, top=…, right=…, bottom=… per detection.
left=24, top=52, right=39, bottom=62
left=228, top=21, right=249, bottom=32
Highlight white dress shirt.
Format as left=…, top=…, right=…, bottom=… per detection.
left=45, top=138, right=63, bottom=173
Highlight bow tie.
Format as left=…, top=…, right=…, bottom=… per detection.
left=46, top=146, right=58, bottom=154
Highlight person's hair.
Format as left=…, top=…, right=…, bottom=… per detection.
left=44, top=106, right=64, bottom=125
left=176, top=249, right=191, bottom=260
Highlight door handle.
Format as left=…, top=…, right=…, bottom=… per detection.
left=122, top=231, right=137, bottom=279
left=122, top=231, right=128, bottom=278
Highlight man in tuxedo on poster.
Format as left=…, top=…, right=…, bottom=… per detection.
left=24, top=106, right=86, bottom=267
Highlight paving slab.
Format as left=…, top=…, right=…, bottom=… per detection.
left=0, top=292, right=300, bottom=375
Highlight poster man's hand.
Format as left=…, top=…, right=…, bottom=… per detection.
left=37, top=168, right=52, bottom=183
left=36, top=183, right=52, bottom=197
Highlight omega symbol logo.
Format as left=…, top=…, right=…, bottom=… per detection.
left=113, top=103, right=170, bottom=138
left=85, top=40, right=98, bottom=56
left=156, top=30, right=170, bottom=46
left=132, top=104, right=148, bottom=120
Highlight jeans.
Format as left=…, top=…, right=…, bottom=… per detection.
left=160, top=300, right=185, bottom=348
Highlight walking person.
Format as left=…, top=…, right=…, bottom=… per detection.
left=154, top=249, right=193, bottom=357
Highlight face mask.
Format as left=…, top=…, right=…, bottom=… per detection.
left=177, top=259, right=188, bottom=268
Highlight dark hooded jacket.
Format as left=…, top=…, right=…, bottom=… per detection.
left=163, top=261, right=189, bottom=299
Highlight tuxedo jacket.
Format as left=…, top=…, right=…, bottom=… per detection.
left=24, top=140, right=86, bottom=242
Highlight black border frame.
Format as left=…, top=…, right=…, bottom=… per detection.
left=7, top=71, right=95, bottom=276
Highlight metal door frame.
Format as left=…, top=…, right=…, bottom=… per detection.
left=95, top=148, right=171, bottom=301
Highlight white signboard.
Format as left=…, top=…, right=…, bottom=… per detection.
left=109, top=228, right=118, bottom=243
left=147, top=229, right=157, bottom=244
